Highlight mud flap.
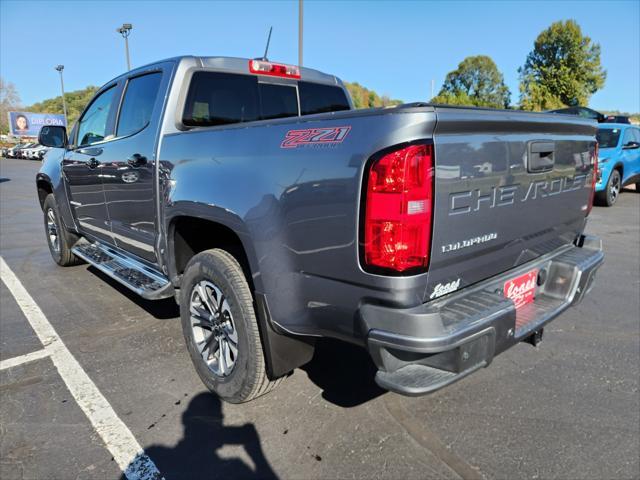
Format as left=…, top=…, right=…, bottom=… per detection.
left=255, top=293, right=316, bottom=378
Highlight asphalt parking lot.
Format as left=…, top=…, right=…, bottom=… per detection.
left=1, top=157, right=638, bottom=480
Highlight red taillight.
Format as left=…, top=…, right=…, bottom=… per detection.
left=248, top=59, right=300, bottom=79
left=586, top=142, right=598, bottom=216
left=363, top=144, right=434, bottom=272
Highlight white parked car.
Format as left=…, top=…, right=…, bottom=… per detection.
left=7, top=143, right=32, bottom=158
left=26, top=144, right=49, bottom=160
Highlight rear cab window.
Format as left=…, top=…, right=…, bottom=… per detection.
left=182, top=71, right=350, bottom=128
left=298, top=81, right=350, bottom=115
left=259, top=83, right=298, bottom=120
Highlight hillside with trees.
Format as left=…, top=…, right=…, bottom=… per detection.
left=344, top=82, right=402, bottom=108
left=27, top=85, right=99, bottom=128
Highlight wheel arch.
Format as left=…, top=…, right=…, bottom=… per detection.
left=167, top=214, right=261, bottom=292
left=612, top=162, right=624, bottom=179
left=167, top=212, right=315, bottom=379
left=36, top=173, right=53, bottom=209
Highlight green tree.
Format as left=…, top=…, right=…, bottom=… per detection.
left=519, top=20, right=606, bottom=111
left=27, top=85, right=99, bottom=128
left=431, top=55, right=511, bottom=108
left=1, top=77, right=22, bottom=135
left=344, top=82, right=402, bottom=109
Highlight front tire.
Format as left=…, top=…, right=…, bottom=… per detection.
left=180, top=249, right=283, bottom=403
left=595, top=169, right=621, bottom=207
left=42, top=194, right=82, bottom=266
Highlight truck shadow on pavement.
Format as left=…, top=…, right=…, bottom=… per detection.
left=302, top=338, right=385, bottom=408
left=87, top=266, right=180, bottom=320
left=123, top=392, right=277, bottom=480
left=90, top=262, right=385, bottom=409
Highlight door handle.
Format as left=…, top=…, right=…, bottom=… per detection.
left=528, top=141, right=555, bottom=173
left=77, top=147, right=103, bottom=156
left=88, top=157, right=100, bottom=169
left=127, top=154, right=147, bottom=167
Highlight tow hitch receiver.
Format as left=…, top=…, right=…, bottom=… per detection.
left=524, top=328, right=544, bottom=347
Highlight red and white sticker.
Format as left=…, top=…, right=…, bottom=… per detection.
left=504, top=269, right=538, bottom=309
left=281, top=126, right=351, bottom=148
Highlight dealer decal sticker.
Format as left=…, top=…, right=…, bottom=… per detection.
left=281, top=126, right=351, bottom=148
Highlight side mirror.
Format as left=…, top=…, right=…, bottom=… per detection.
left=38, top=125, right=68, bottom=148
left=622, top=141, right=640, bottom=150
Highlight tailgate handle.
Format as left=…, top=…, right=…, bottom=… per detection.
left=528, top=141, right=555, bottom=173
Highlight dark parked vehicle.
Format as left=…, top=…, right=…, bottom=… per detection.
left=548, top=106, right=606, bottom=122
left=547, top=107, right=632, bottom=125
left=36, top=56, right=604, bottom=403
left=603, top=115, right=631, bottom=124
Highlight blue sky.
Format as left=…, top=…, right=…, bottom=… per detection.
left=2, top=0, right=639, bottom=112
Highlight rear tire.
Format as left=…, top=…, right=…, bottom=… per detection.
left=180, top=248, right=283, bottom=403
left=43, top=194, right=82, bottom=266
left=595, top=169, right=621, bottom=207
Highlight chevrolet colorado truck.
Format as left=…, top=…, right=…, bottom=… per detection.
left=36, top=56, right=604, bottom=403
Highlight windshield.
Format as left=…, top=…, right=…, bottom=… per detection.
left=596, top=128, right=621, bottom=149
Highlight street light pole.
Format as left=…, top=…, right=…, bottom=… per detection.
left=298, top=0, right=303, bottom=67
left=116, top=23, right=133, bottom=71
left=55, top=65, right=68, bottom=127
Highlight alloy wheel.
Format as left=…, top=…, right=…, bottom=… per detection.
left=610, top=173, right=620, bottom=203
left=189, top=280, right=238, bottom=377
left=46, top=209, right=60, bottom=253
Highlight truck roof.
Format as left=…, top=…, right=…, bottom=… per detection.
left=108, top=55, right=343, bottom=88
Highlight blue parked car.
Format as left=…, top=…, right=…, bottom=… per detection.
left=595, top=123, right=640, bottom=206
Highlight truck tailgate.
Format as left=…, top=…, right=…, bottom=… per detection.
left=425, top=108, right=597, bottom=301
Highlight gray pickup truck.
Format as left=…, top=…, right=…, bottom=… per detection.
left=36, top=56, right=604, bottom=403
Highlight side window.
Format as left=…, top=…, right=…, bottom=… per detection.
left=183, top=72, right=259, bottom=127
left=76, top=86, right=117, bottom=147
left=298, top=81, right=350, bottom=115
left=117, top=72, right=162, bottom=137
left=622, top=128, right=635, bottom=146
left=258, top=83, right=298, bottom=120
left=631, top=128, right=640, bottom=143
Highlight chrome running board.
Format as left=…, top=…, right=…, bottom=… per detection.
left=72, top=241, right=174, bottom=300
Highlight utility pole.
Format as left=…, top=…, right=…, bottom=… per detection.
left=55, top=65, right=68, bottom=126
left=116, top=23, right=133, bottom=70
left=298, top=0, right=303, bottom=67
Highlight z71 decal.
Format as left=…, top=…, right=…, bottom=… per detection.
left=281, top=126, right=351, bottom=149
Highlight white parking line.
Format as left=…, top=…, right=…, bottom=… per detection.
left=0, top=348, right=50, bottom=371
left=0, top=257, right=163, bottom=480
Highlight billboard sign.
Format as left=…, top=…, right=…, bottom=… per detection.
left=8, top=111, right=66, bottom=137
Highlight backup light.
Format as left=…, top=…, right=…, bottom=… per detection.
left=363, top=144, right=434, bottom=272
left=249, top=60, right=300, bottom=79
